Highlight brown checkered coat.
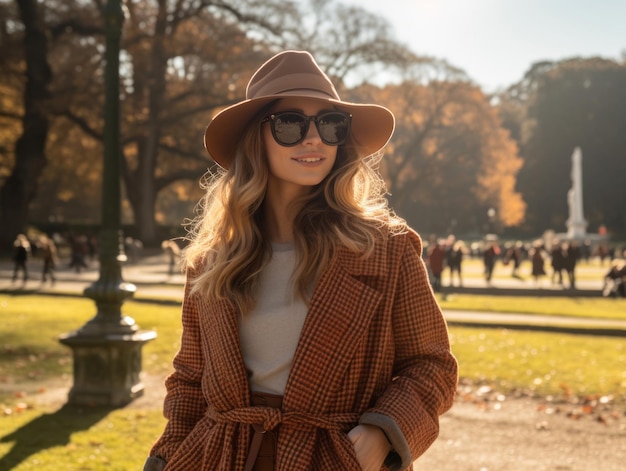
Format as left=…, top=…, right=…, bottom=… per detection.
left=147, top=228, right=458, bottom=470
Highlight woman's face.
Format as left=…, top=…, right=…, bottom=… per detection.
left=262, top=97, right=338, bottom=196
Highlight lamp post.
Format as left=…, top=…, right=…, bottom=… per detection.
left=59, top=0, right=156, bottom=407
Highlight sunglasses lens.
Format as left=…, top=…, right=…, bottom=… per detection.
left=269, top=111, right=351, bottom=146
left=317, top=112, right=350, bottom=145
left=273, top=113, right=307, bottom=145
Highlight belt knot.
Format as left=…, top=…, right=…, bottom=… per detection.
left=209, top=405, right=359, bottom=433
left=211, top=405, right=283, bottom=432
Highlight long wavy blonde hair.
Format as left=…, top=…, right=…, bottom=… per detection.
left=184, top=113, right=406, bottom=315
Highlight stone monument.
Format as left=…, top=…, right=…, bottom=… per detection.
left=565, top=147, right=588, bottom=239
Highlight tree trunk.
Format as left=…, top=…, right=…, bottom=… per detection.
left=0, top=0, right=51, bottom=250
left=134, top=133, right=158, bottom=245
left=126, top=1, right=167, bottom=246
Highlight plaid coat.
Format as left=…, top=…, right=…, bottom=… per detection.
left=147, top=228, right=458, bottom=471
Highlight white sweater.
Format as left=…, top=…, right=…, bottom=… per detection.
left=238, top=243, right=308, bottom=395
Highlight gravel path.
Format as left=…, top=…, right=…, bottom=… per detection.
left=417, top=394, right=625, bottom=471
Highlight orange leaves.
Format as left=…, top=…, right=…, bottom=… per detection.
left=2, top=396, right=34, bottom=416
left=349, top=79, right=526, bottom=231
left=1, top=388, right=48, bottom=416
left=456, top=379, right=624, bottom=430
left=538, top=390, right=621, bottom=428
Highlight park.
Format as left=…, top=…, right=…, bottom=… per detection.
left=1, top=1, right=626, bottom=470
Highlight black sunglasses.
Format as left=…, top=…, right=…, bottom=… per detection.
left=262, top=110, right=352, bottom=147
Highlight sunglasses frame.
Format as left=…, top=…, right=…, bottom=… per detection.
left=262, top=110, right=352, bottom=147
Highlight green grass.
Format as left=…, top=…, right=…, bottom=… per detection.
left=0, top=293, right=625, bottom=470
left=0, top=296, right=181, bottom=393
left=449, top=327, right=626, bottom=398
left=438, top=294, right=626, bottom=320
left=0, top=407, right=165, bottom=470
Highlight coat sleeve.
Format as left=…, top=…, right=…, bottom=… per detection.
left=360, top=230, right=458, bottom=470
left=145, top=272, right=208, bottom=464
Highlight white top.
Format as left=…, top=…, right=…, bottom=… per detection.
left=239, top=243, right=308, bottom=395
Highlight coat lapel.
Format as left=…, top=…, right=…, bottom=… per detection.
left=198, top=297, right=250, bottom=409
left=283, top=241, right=388, bottom=412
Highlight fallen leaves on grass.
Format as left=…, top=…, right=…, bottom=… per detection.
left=456, top=378, right=625, bottom=429
left=2, top=401, right=34, bottom=415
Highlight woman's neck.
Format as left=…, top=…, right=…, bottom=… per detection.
left=264, top=198, right=296, bottom=243
left=264, top=183, right=308, bottom=243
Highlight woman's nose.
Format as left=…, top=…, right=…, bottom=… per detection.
left=302, top=120, right=322, bottom=144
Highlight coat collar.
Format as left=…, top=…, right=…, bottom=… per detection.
left=334, top=230, right=390, bottom=278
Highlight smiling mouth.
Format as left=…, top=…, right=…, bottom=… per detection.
left=293, top=157, right=324, bottom=163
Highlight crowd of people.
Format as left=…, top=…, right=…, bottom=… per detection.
left=423, top=234, right=625, bottom=296
left=5, top=231, right=186, bottom=287
left=8, top=232, right=88, bottom=285
left=5, top=230, right=625, bottom=298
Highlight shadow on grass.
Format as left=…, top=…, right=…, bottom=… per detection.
left=0, top=404, right=113, bottom=469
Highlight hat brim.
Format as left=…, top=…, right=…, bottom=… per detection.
left=204, top=95, right=394, bottom=169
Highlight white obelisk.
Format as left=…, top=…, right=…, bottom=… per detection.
left=566, top=147, right=587, bottom=239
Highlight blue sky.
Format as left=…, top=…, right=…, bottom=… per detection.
left=342, top=0, right=626, bottom=91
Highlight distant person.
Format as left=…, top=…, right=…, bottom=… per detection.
left=69, top=234, right=89, bottom=273
left=529, top=241, right=547, bottom=285
left=87, top=234, right=98, bottom=261
left=443, top=234, right=456, bottom=283
left=11, top=234, right=30, bottom=284
left=602, top=259, right=626, bottom=297
left=550, top=241, right=565, bottom=285
left=483, top=241, right=500, bottom=285
left=504, top=241, right=523, bottom=278
left=39, top=234, right=58, bottom=285
left=563, top=241, right=580, bottom=289
left=161, top=240, right=181, bottom=276
left=427, top=239, right=446, bottom=292
left=448, top=240, right=466, bottom=287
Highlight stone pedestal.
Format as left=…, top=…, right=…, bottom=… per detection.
left=59, top=330, right=157, bottom=407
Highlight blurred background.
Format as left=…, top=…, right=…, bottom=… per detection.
left=1, top=0, right=625, bottom=252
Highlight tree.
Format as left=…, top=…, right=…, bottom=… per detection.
left=0, top=0, right=52, bottom=250
left=514, top=58, right=626, bottom=237
left=52, top=0, right=417, bottom=244
left=1, top=0, right=453, bottom=245
left=350, top=80, right=525, bottom=236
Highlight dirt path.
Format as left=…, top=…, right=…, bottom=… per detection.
left=418, top=395, right=625, bottom=471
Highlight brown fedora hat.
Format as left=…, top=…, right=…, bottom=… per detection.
left=204, top=50, right=395, bottom=169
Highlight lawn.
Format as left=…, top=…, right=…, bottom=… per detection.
left=438, top=294, right=626, bottom=320
left=0, top=293, right=624, bottom=470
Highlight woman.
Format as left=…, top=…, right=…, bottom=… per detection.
left=144, top=50, right=457, bottom=471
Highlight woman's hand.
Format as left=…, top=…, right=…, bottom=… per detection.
left=347, top=424, right=392, bottom=471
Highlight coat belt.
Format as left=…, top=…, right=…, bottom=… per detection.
left=209, top=404, right=360, bottom=433
left=208, top=404, right=360, bottom=471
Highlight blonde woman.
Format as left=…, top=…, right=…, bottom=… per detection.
left=144, top=51, right=457, bottom=471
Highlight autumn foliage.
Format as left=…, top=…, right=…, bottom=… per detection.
left=350, top=81, right=525, bottom=233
